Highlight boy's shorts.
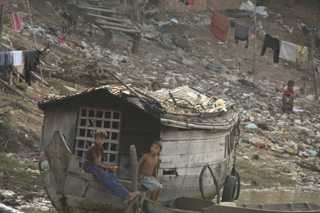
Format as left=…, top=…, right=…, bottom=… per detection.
left=141, top=176, right=163, bottom=191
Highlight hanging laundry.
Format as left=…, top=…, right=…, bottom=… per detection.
left=279, top=41, right=298, bottom=62
left=279, top=41, right=308, bottom=63
left=11, top=12, right=24, bottom=32
left=211, top=12, right=230, bottom=42
left=12, top=51, right=23, bottom=66
left=23, top=50, right=41, bottom=85
left=187, top=0, right=194, bottom=6
left=0, top=52, right=13, bottom=66
left=261, top=34, right=280, bottom=63
left=234, top=23, right=250, bottom=48
left=297, top=46, right=308, bottom=64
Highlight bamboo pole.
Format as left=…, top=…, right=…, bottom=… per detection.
left=309, top=12, right=319, bottom=101
left=251, top=0, right=257, bottom=74
left=0, top=5, right=4, bottom=40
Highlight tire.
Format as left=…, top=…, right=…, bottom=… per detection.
left=221, top=175, right=237, bottom=202
left=231, top=168, right=241, bottom=200
left=199, top=165, right=220, bottom=203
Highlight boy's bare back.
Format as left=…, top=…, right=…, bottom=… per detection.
left=139, top=153, right=159, bottom=177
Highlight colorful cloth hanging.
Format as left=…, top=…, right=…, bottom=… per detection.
left=11, top=12, right=24, bottom=32
left=211, top=12, right=230, bottom=42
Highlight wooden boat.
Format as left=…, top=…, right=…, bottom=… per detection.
left=145, top=197, right=320, bottom=213
left=38, top=85, right=240, bottom=212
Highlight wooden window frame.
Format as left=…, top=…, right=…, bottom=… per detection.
left=74, top=107, right=121, bottom=165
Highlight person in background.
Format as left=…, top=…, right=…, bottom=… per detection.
left=138, top=141, right=163, bottom=201
left=282, top=80, right=295, bottom=113
left=85, top=129, right=139, bottom=202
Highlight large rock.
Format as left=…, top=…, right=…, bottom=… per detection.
left=0, top=190, right=16, bottom=200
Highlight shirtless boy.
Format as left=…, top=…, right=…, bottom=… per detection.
left=85, top=129, right=139, bottom=202
left=138, top=141, right=162, bottom=201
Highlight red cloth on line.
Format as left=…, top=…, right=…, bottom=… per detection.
left=211, top=12, right=229, bottom=42
left=11, top=13, right=23, bottom=32
left=188, top=0, right=194, bottom=5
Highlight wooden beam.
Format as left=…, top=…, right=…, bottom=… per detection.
left=129, top=145, right=138, bottom=192
left=87, top=13, right=131, bottom=24
left=99, top=24, right=139, bottom=34
left=0, top=78, right=34, bottom=102
left=77, top=5, right=117, bottom=14
left=0, top=5, right=4, bottom=40
left=95, top=19, right=133, bottom=30
left=30, top=71, right=49, bottom=86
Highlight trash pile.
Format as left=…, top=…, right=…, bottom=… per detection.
left=148, top=86, right=228, bottom=114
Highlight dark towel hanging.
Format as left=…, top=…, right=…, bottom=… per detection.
left=23, top=50, right=41, bottom=85
left=261, top=34, right=280, bottom=63
left=234, top=23, right=250, bottom=48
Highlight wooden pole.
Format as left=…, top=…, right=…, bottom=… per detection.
left=0, top=5, right=4, bottom=40
left=311, top=34, right=319, bottom=101
left=251, top=0, right=257, bottom=74
left=130, top=145, right=138, bottom=192
left=309, top=11, right=319, bottom=101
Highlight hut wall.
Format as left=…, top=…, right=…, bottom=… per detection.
left=158, top=127, right=232, bottom=199
left=41, top=107, right=78, bottom=149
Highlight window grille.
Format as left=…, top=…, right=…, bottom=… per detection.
left=75, top=107, right=121, bottom=165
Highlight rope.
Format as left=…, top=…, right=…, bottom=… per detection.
left=24, top=0, right=37, bottom=49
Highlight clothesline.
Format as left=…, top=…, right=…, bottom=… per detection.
left=210, top=11, right=309, bottom=64
left=0, top=49, right=41, bottom=85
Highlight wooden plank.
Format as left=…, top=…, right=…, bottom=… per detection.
left=160, top=129, right=227, bottom=141
left=99, top=24, right=139, bottom=33
left=161, top=138, right=225, bottom=155
left=44, top=131, right=72, bottom=194
left=0, top=78, right=34, bottom=102
left=87, top=13, right=131, bottom=24
left=42, top=108, right=78, bottom=148
left=159, top=150, right=225, bottom=169
left=30, top=71, right=49, bottom=86
left=77, top=5, right=117, bottom=13
left=95, top=19, right=134, bottom=30
left=129, top=145, right=138, bottom=192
